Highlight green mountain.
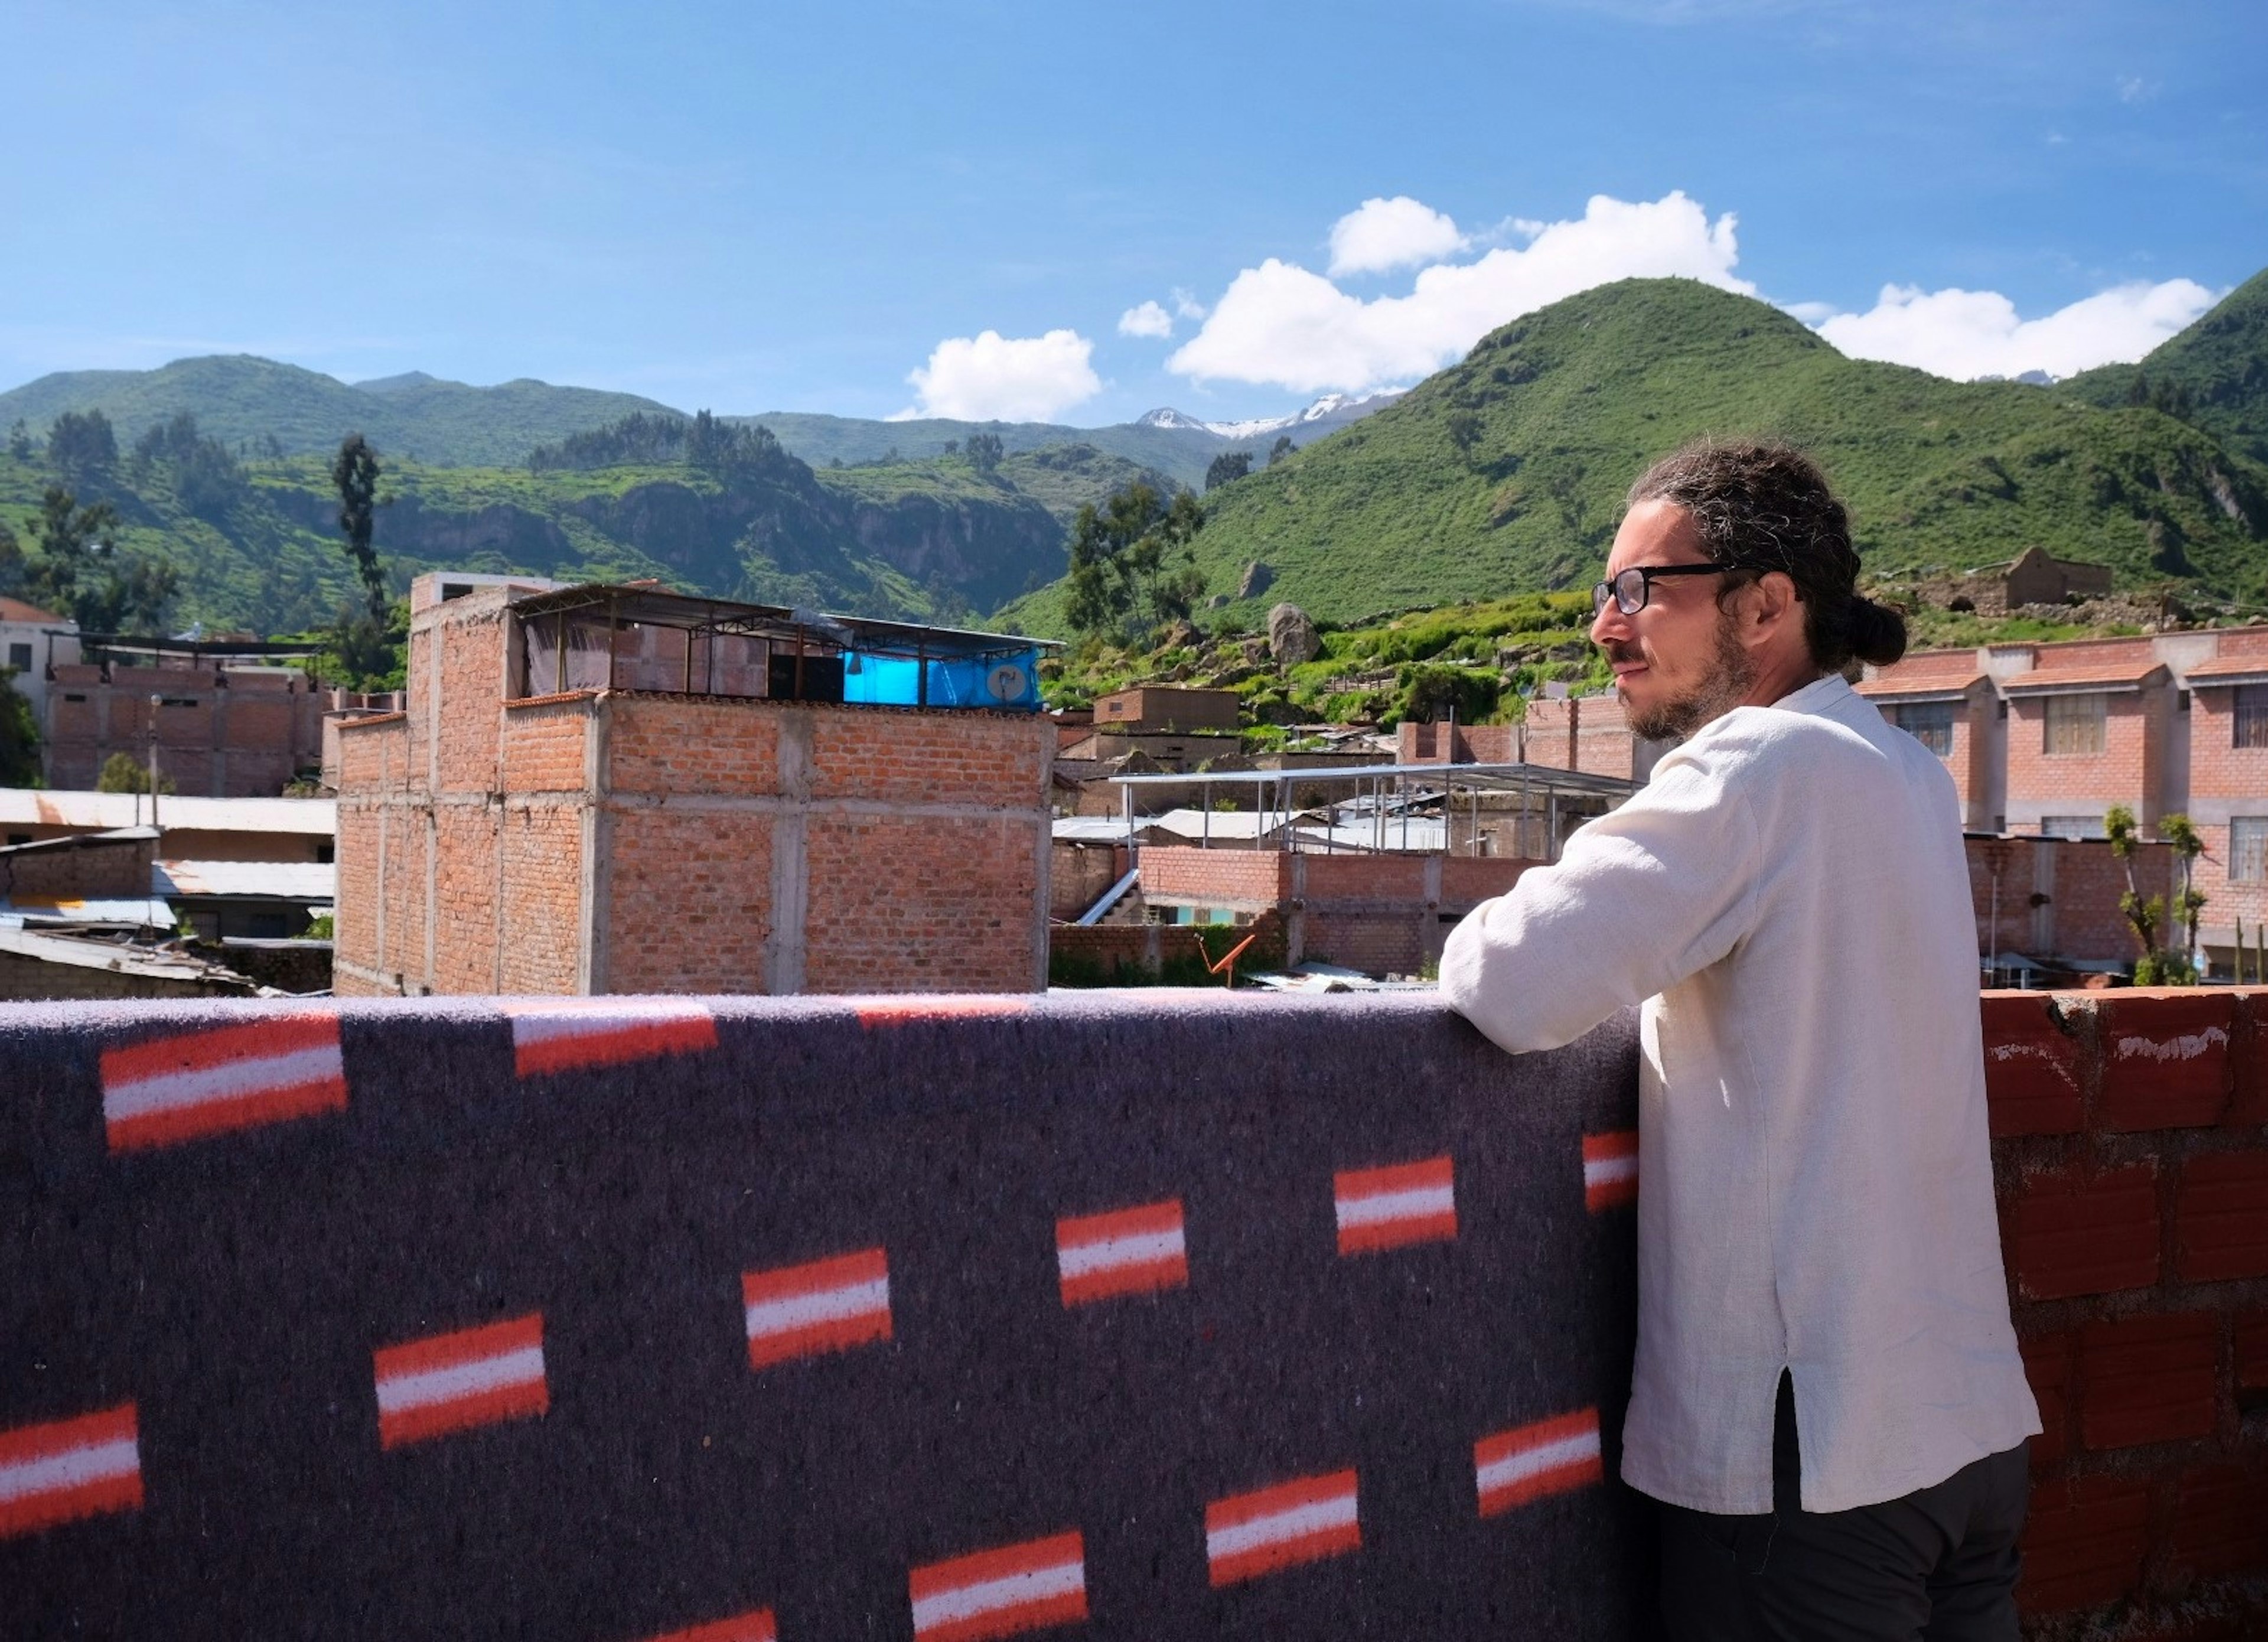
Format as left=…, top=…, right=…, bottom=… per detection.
left=0, top=423, right=1164, bottom=635
left=1000, top=275, right=2268, bottom=634
left=0, top=356, right=684, bottom=470
left=2062, top=268, right=2268, bottom=466
left=744, top=412, right=1237, bottom=488
left=0, top=357, right=1296, bottom=487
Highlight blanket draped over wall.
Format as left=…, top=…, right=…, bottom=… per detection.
left=0, top=992, right=1648, bottom=1640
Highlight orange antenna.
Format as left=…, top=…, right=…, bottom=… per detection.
left=1195, top=929, right=1260, bottom=988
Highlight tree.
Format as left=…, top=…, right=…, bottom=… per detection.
left=46, top=410, right=118, bottom=487
left=332, top=434, right=387, bottom=620
left=0, top=672, right=38, bottom=786
left=1267, top=435, right=1295, bottom=467
left=25, top=486, right=184, bottom=632
left=2106, top=805, right=2197, bottom=985
left=1445, top=409, right=1485, bottom=467
left=1204, top=451, right=1252, bottom=491
left=133, top=411, right=247, bottom=519
left=1065, top=483, right=1205, bottom=640
left=964, top=432, right=1004, bottom=475
left=2162, top=813, right=2207, bottom=965
left=95, top=751, right=175, bottom=796
left=5, top=419, right=30, bottom=461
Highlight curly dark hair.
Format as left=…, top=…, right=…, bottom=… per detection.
left=1626, top=439, right=1906, bottom=670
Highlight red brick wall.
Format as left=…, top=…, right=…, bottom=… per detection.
left=2005, top=689, right=2161, bottom=833
left=1398, top=721, right=1518, bottom=764
left=0, top=836, right=151, bottom=899
left=1987, top=990, right=2268, bottom=1628
left=1967, top=837, right=2181, bottom=970
left=1521, top=696, right=1638, bottom=778
left=604, top=809, right=774, bottom=994
left=496, top=805, right=582, bottom=994
left=2187, top=683, right=2268, bottom=954
left=801, top=812, right=1038, bottom=993
left=1138, top=845, right=1291, bottom=907
left=41, top=663, right=325, bottom=796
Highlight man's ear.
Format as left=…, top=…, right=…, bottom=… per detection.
left=1738, top=571, right=1801, bottom=642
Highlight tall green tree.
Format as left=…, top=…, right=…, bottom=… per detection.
left=0, top=673, right=38, bottom=786
left=1204, top=451, right=1252, bottom=491
left=1065, top=483, right=1206, bottom=641
left=1267, top=435, right=1295, bottom=467
left=45, top=409, right=118, bottom=487
left=331, top=433, right=387, bottom=620
left=22, top=486, right=176, bottom=632
left=964, top=432, right=1005, bottom=476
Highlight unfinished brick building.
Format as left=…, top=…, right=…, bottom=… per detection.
left=334, top=578, right=1054, bottom=997
left=46, top=647, right=327, bottom=796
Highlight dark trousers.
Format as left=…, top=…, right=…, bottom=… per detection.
left=1657, top=1374, right=2029, bottom=1641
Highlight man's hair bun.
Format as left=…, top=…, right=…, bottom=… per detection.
left=1846, top=597, right=1908, bottom=667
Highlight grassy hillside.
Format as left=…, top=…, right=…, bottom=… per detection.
left=999, top=276, right=2268, bottom=636
left=0, top=431, right=1158, bottom=634
left=2063, top=268, right=2268, bottom=466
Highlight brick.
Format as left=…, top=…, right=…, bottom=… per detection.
left=1980, top=994, right=2083, bottom=1135
left=2167, top=1462, right=2268, bottom=1581
left=2237, top=1311, right=2268, bottom=1417
left=2017, top=1329, right=2074, bottom=1469
left=2100, top=992, right=2236, bottom=1130
left=2175, top=1149, right=2268, bottom=1282
left=2233, top=993, right=2268, bottom=1127
left=2018, top=1474, right=2151, bottom=1613
left=2010, top=1164, right=2160, bottom=1301
left=2077, top=1312, right=2218, bottom=1449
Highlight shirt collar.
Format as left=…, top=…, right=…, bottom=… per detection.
left=1772, top=672, right=1853, bottom=717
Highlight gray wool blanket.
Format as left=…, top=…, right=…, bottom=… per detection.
left=0, top=989, right=1648, bottom=1640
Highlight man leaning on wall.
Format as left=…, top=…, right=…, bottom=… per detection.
left=1440, top=441, right=2039, bottom=1641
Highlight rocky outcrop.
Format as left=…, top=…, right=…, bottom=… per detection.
left=1268, top=602, right=1320, bottom=666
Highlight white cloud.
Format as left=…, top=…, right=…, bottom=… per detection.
left=1814, top=279, right=2221, bottom=380
left=1117, top=301, right=1174, bottom=340
left=1327, top=196, right=1468, bottom=277
left=1172, top=287, right=1208, bottom=320
left=2117, top=75, right=2160, bottom=105
left=1168, top=191, right=1751, bottom=396
left=900, top=328, right=1102, bottom=422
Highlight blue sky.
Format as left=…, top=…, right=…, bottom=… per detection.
left=1, top=0, right=2260, bottom=427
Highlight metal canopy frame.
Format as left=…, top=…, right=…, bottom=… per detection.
left=507, top=584, right=1056, bottom=666
left=1108, top=760, right=1640, bottom=864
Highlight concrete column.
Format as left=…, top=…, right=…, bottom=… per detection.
left=762, top=709, right=813, bottom=995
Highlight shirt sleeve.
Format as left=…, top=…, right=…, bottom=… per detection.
left=1438, top=748, right=1763, bottom=1054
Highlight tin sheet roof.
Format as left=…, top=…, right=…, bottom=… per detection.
left=0, top=790, right=335, bottom=834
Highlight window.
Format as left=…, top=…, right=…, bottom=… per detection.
left=2041, top=816, right=2107, bottom=840
left=1891, top=701, right=1954, bottom=757
left=2234, top=818, right=2268, bottom=883
left=2237, top=685, right=2268, bottom=751
left=5, top=643, right=28, bottom=672
left=2043, top=693, right=2106, bottom=756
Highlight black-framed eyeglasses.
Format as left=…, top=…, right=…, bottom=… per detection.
left=1591, top=562, right=1731, bottom=618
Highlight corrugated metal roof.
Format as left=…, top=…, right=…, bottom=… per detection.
left=154, top=860, right=336, bottom=901
left=0, top=897, right=175, bottom=928
left=0, top=790, right=335, bottom=834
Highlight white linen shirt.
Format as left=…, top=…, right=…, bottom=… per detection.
left=1439, top=673, right=2038, bottom=1514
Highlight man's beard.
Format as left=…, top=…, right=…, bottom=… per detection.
left=1619, top=612, right=1757, bottom=742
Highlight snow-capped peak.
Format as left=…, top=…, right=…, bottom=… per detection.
left=1133, top=387, right=1405, bottom=442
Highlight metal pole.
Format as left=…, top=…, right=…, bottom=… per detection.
left=147, top=693, right=161, bottom=831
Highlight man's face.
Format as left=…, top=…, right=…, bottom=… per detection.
left=1589, top=500, right=1756, bottom=742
